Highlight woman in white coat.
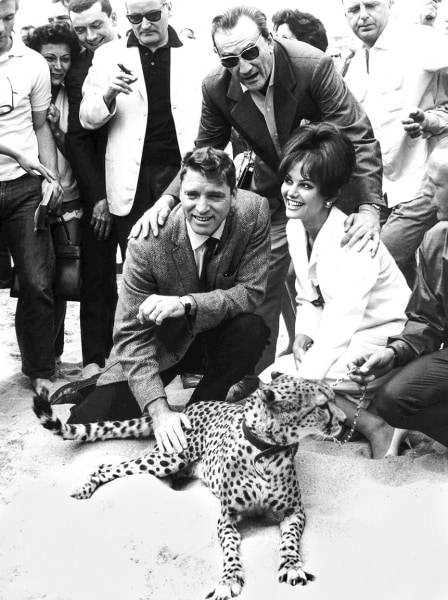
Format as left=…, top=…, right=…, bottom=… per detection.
left=268, top=123, right=410, bottom=458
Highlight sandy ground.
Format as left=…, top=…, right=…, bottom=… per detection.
left=1, top=287, right=448, bottom=600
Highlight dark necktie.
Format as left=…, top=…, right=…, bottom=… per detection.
left=365, top=48, right=370, bottom=74
left=199, top=237, right=218, bottom=292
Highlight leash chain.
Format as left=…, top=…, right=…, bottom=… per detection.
left=330, top=366, right=367, bottom=446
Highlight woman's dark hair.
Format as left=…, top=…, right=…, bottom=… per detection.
left=279, top=123, right=356, bottom=198
left=28, top=23, right=81, bottom=58
left=272, top=9, right=328, bottom=52
left=180, top=147, right=236, bottom=192
left=211, top=5, right=270, bottom=43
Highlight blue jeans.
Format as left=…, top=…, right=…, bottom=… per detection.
left=0, top=174, right=55, bottom=379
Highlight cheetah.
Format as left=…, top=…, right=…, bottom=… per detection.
left=33, top=374, right=346, bottom=600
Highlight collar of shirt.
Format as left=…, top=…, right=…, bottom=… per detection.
left=0, top=34, right=25, bottom=63
left=364, top=19, right=394, bottom=52
left=186, top=219, right=226, bottom=274
left=127, top=25, right=183, bottom=50
left=244, top=53, right=281, bottom=156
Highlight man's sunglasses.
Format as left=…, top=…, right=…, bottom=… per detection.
left=126, top=9, right=163, bottom=25
left=216, top=34, right=263, bottom=69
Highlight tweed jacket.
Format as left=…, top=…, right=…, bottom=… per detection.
left=183, top=38, right=383, bottom=217
left=98, top=190, right=271, bottom=410
left=79, top=29, right=204, bottom=216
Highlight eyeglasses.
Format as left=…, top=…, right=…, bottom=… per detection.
left=216, top=34, right=263, bottom=68
left=126, top=9, right=163, bottom=25
left=0, top=77, right=14, bottom=116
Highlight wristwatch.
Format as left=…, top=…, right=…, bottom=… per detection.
left=178, top=295, right=192, bottom=315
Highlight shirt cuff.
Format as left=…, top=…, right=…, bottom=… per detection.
left=386, top=339, right=417, bottom=368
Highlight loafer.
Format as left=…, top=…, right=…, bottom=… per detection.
left=50, top=373, right=100, bottom=405
left=226, top=376, right=259, bottom=403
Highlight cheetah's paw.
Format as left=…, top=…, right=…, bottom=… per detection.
left=278, top=566, right=315, bottom=586
left=205, top=574, right=244, bottom=599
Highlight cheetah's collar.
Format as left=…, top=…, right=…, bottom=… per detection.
left=242, top=419, right=298, bottom=482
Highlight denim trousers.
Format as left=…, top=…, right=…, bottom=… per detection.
left=0, top=174, right=55, bottom=379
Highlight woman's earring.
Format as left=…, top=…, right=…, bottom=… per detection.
left=325, top=201, right=333, bottom=208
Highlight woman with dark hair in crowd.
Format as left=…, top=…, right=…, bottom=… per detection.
left=28, top=23, right=82, bottom=372
left=264, top=123, right=411, bottom=459
left=272, top=8, right=328, bottom=51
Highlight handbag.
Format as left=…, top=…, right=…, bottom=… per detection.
left=53, top=215, right=82, bottom=301
left=236, top=150, right=255, bottom=190
left=10, top=215, right=82, bottom=301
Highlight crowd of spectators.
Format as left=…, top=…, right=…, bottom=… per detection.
left=1, top=0, right=448, bottom=458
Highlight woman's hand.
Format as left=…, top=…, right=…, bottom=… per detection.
left=47, top=103, right=61, bottom=135
left=292, top=334, right=314, bottom=369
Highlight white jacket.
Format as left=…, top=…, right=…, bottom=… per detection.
left=287, top=207, right=411, bottom=382
left=79, top=34, right=203, bottom=216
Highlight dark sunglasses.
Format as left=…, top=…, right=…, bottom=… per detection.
left=216, top=34, right=263, bottom=68
left=126, top=9, right=163, bottom=24
left=0, top=77, right=14, bottom=116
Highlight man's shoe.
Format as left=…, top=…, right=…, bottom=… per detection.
left=50, top=373, right=100, bottom=405
left=181, top=373, right=202, bottom=389
left=226, top=375, right=259, bottom=403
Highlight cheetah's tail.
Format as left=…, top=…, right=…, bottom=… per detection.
left=33, top=387, right=66, bottom=436
left=32, top=388, right=154, bottom=442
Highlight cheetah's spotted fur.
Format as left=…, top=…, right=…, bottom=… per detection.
left=33, top=374, right=346, bottom=599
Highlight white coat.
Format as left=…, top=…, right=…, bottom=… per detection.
left=79, top=34, right=204, bottom=216
left=287, top=207, right=411, bottom=382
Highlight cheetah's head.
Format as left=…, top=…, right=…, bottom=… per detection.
left=244, top=373, right=346, bottom=446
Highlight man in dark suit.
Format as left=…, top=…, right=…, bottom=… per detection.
left=60, top=147, right=271, bottom=454
left=140, top=5, right=385, bottom=401
left=65, top=0, right=119, bottom=379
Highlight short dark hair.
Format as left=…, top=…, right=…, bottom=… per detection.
left=28, top=23, right=81, bottom=58
left=279, top=123, right=356, bottom=198
left=211, top=5, right=270, bottom=43
left=68, top=0, right=112, bottom=17
left=180, top=147, right=236, bottom=192
left=272, top=9, right=328, bottom=52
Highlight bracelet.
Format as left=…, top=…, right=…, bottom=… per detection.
left=359, top=202, right=382, bottom=212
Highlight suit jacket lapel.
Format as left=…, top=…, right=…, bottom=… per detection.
left=170, top=216, right=201, bottom=292
left=273, top=41, right=300, bottom=147
left=227, top=76, right=278, bottom=169
left=125, top=45, right=147, bottom=102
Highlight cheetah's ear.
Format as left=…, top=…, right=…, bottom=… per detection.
left=270, top=371, right=283, bottom=380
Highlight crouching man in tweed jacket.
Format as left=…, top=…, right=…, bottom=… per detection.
left=62, top=147, right=271, bottom=453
